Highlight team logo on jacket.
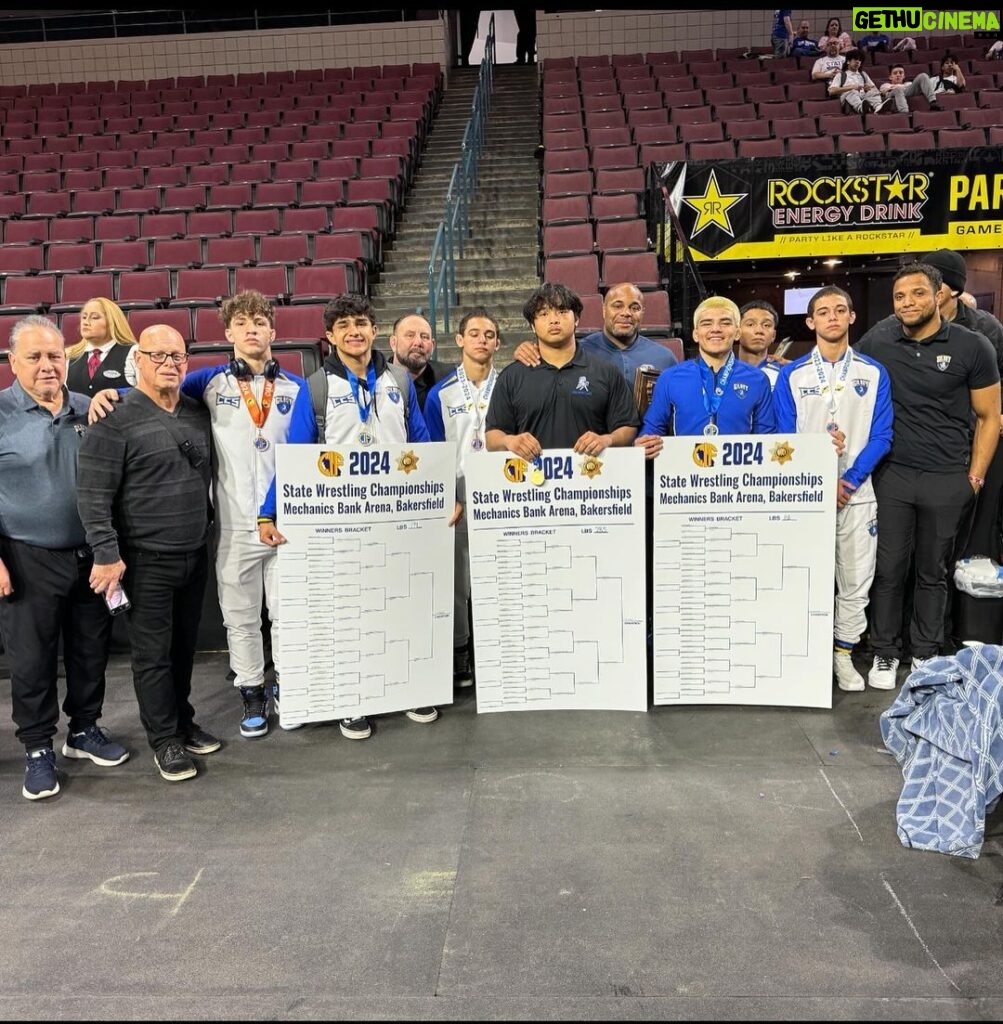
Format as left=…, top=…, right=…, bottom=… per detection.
left=733, top=382, right=749, bottom=400
left=574, top=375, right=591, bottom=394
left=799, top=386, right=821, bottom=397
left=216, top=394, right=241, bottom=408
left=387, top=387, right=402, bottom=404
left=853, top=378, right=869, bottom=396
left=937, top=355, right=951, bottom=371
left=276, top=396, right=292, bottom=414
left=867, top=517, right=878, bottom=537
left=692, top=442, right=718, bottom=468
left=447, top=403, right=466, bottom=418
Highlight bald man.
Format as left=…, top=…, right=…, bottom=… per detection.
left=388, top=312, right=453, bottom=411
left=78, top=325, right=218, bottom=784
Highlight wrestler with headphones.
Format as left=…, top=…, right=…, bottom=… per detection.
left=89, top=291, right=316, bottom=741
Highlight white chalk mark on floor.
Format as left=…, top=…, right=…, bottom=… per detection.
left=819, top=767, right=864, bottom=844
left=881, top=874, right=961, bottom=993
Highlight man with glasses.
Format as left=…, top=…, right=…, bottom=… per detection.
left=78, top=324, right=218, bottom=784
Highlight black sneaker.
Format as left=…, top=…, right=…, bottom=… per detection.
left=23, top=747, right=60, bottom=800
left=154, top=742, right=197, bottom=782
left=183, top=724, right=222, bottom=755
left=339, top=716, right=372, bottom=740
left=453, top=645, right=474, bottom=688
left=62, top=724, right=130, bottom=766
left=406, top=707, right=439, bottom=723
left=239, top=686, right=269, bottom=738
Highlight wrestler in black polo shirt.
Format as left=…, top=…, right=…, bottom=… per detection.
left=485, top=283, right=640, bottom=456
left=857, top=262, right=1000, bottom=688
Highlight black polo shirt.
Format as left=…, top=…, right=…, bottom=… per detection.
left=388, top=355, right=453, bottom=412
left=857, top=318, right=999, bottom=472
left=485, top=344, right=640, bottom=449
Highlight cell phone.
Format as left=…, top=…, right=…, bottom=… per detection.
left=104, top=585, right=131, bottom=616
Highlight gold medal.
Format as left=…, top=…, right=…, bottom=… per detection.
left=530, top=467, right=545, bottom=485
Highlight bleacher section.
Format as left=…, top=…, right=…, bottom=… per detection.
left=539, top=45, right=1003, bottom=323
left=0, top=64, right=443, bottom=351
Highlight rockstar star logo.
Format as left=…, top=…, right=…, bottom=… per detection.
left=883, top=171, right=908, bottom=201
left=396, top=450, right=420, bottom=474
left=681, top=169, right=747, bottom=239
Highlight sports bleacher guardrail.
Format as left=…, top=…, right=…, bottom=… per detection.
left=427, top=13, right=495, bottom=337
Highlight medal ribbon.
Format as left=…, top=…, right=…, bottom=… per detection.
left=456, top=365, right=497, bottom=437
left=697, top=352, right=735, bottom=427
left=810, top=346, right=853, bottom=424
left=236, top=377, right=275, bottom=429
left=346, top=363, right=379, bottom=426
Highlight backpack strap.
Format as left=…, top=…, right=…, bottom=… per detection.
left=307, top=367, right=328, bottom=444
left=385, top=360, right=412, bottom=435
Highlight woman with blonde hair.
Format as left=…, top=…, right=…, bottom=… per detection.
left=65, top=297, right=139, bottom=396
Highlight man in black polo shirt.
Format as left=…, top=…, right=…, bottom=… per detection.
left=485, top=283, right=640, bottom=457
left=857, top=263, right=1000, bottom=689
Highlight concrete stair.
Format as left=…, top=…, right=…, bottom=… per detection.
left=371, top=65, right=541, bottom=360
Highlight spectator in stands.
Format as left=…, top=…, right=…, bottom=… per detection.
left=635, top=296, right=776, bottom=449
left=774, top=287, right=893, bottom=693
left=791, top=19, right=821, bottom=58
left=892, top=36, right=917, bottom=52
left=510, top=284, right=678, bottom=383
left=932, top=54, right=966, bottom=95
left=771, top=9, right=794, bottom=57
left=737, top=300, right=782, bottom=389
left=856, top=264, right=1000, bottom=689
left=819, top=17, right=853, bottom=52
left=879, top=64, right=941, bottom=113
left=828, top=49, right=883, bottom=114
left=78, top=324, right=219, bottom=784
left=65, top=298, right=138, bottom=397
left=485, top=283, right=640, bottom=458
left=811, top=37, right=846, bottom=82
left=514, top=7, right=536, bottom=64
left=857, top=29, right=890, bottom=52
left=388, top=312, right=453, bottom=413
left=0, top=316, right=129, bottom=801
left=985, top=32, right=1003, bottom=59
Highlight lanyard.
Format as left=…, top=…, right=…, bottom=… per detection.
left=697, top=352, right=735, bottom=426
left=346, top=363, right=378, bottom=425
left=236, top=376, right=275, bottom=430
left=810, top=346, right=853, bottom=424
left=455, top=365, right=497, bottom=435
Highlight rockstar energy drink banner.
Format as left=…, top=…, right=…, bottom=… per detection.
left=661, top=147, right=1003, bottom=261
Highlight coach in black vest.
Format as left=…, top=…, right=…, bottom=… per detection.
left=65, top=298, right=139, bottom=397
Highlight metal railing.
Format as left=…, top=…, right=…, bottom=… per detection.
left=427, top=14, right=495, bottom=337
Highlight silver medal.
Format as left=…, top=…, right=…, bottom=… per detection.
left=703, top=422, right=719, bottom=436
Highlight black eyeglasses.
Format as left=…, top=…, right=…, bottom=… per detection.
left=138, top=350, right=189, bottom=365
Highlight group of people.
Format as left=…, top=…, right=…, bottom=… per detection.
left=775, top=13, right=917, bottom=58
left=2, top=250, right=1000, bottom=800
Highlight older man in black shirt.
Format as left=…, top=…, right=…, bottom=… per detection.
left=0, top=316, right=129, bottom=800
left=78, top=324, right=218, bottom=783
left=857, top=263, right=1000, bottom=688
left=485, top=283, right=640, bottom=457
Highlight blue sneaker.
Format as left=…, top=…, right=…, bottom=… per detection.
left=271, top=682, right=304, bottom=731
left=23, top=748, right=60, bottom=800
left=239, top=686, right=269, bottom=738
left=62, top=724, right=130, bottom=766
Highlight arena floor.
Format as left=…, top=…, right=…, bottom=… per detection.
left=1, top=650, right=1001, bottom=1021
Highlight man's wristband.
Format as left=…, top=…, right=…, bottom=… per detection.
left=257, top=516, right=275, bottom=525
left=968, top=474, right=985, bottom=489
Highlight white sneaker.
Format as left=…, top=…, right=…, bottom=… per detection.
left=910, top=656, right=933, bottom=673
left=833, top=650, right=865, bottom=691
left=868, top=655, right=900, bottom=690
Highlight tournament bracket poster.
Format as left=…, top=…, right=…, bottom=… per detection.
left=275, top=443, right=455, bottom=726
left=466, top=448, right=647, bottom=713
left=653, top=434, right=837, bottom=709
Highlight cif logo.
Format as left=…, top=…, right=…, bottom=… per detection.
left=317, top=450, right=344, bottom=477
left=692, top=442, right=718, bottom=468
left=503, top=457, right=529, bottom=483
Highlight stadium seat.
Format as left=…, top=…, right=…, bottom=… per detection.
left=117, top=269, right=172, bottom=310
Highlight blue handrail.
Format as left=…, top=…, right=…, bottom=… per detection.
left=428, top=13, right=495, bottom=337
